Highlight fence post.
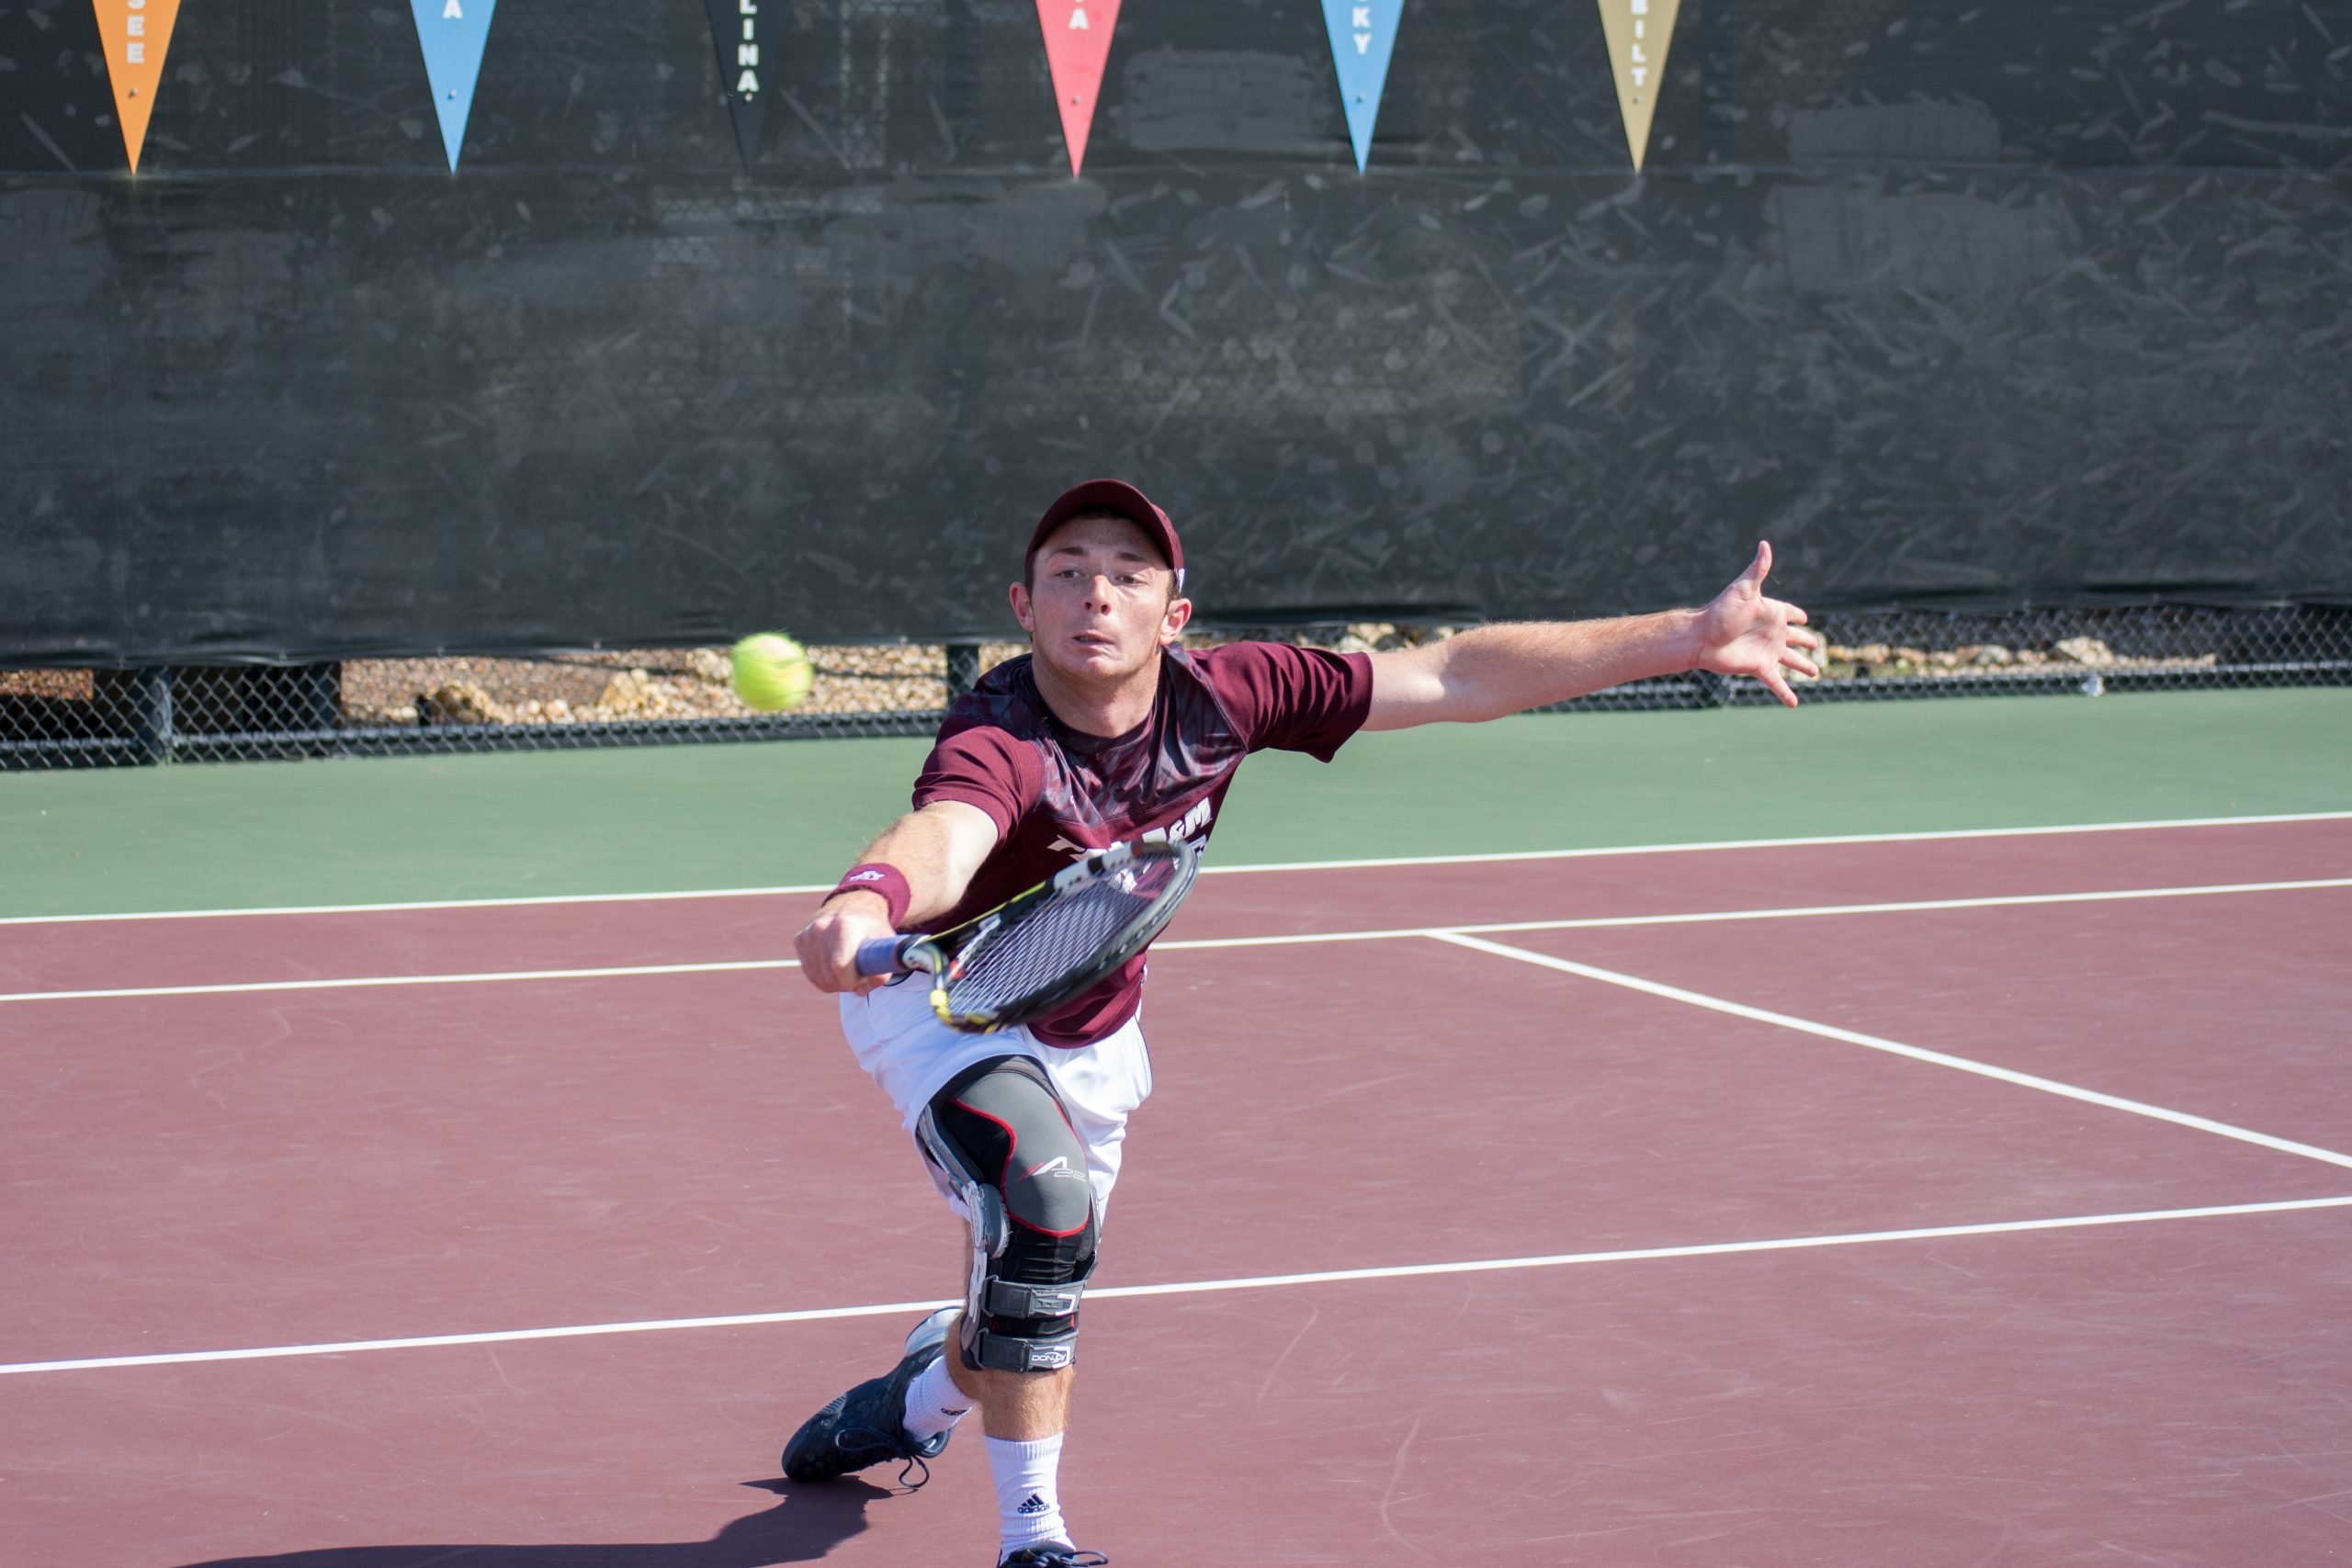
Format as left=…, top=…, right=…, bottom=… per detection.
left=945, top=642, right=981, bottom=702
left=304, top=661, right=344, bottom=748
left=133, top=665, right=175, bottom=763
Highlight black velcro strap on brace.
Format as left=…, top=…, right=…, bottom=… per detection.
left=970, top=1323, right=1078, bottom=1373
left=967, top=1247, right=1092, bottom=1371
left=982, top=1279, right=1084, bottom=1319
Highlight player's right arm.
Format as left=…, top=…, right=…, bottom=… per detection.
left=795, top=799, right=1001, bottom=995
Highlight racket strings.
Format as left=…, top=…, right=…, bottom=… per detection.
left=946, top=861, right=1185, bottom=1014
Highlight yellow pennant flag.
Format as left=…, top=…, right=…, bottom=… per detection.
left=1595, top=0, right=1680, bottom=173
left=92, top=0, right=183, bottom=173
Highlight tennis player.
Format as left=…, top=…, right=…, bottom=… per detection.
left=785, top=479, right=1820, bottom=1568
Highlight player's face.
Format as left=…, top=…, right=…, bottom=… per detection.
left=1011, top=514, right=1190, bottom=683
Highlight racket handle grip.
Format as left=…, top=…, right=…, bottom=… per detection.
left=854, top=936, right=915, bottom=978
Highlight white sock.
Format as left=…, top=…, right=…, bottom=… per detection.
left=987, top=1433, right=1069, bottom=1552
left=899, top=1353, right=971, bottom=1444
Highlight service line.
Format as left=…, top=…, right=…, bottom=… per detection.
left=1430, top=931, right=2352, bottom=1173
left=0, top=958, right=798, bottom=1005
left=5, top=876, right=2345, bottom=1005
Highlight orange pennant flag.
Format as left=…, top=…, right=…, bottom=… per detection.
left=92, top=0, right=183, bottom=173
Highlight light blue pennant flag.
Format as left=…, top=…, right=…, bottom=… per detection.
left=411, top=0, right=498, bottom=172
left=1320, top=0, right=1404, bottom=171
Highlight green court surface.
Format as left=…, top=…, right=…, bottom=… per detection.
left=3, top=688, right=2346, bottom=919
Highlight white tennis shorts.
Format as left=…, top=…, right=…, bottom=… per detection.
left=838, top=973, right=1154, bottom=1224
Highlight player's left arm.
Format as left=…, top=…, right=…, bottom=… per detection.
left=1363, top=542, right=1822, bottom=730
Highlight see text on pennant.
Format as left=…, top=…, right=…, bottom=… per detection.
left=91, top=0, right=182, bottom=173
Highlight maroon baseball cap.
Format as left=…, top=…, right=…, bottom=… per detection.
left=1026, top=479, right=1186, bottom=592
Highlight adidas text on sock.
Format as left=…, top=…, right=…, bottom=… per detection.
left=986, top=1433, right=1068, bottom=1551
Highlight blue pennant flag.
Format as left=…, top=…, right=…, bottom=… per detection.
left=411, top=0, right=498, bottom=172
left=1320, top=0, right=1404, bottom=171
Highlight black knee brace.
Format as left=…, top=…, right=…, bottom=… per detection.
left=918, top=1055, right=1098, bottom=1373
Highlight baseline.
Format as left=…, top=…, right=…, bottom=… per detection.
left=7, top=1193, right=2346, bottom=1378
left=5, top=808, right=2344, bottom=926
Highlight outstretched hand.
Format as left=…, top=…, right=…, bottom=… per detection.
left=1692, top=542, right=1821, bottom=707
left=796, top=893, right=897, bottom=997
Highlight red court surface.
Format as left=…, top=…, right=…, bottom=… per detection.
left=4, top=818, right=2349, bottom=1566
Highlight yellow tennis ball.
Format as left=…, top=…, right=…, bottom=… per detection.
left=730, top=633, right=814, bottom=711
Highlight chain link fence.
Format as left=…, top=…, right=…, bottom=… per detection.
left=4, top=604, right=2346, bottom=770
left=1544, top=603, right=2352, bottom=712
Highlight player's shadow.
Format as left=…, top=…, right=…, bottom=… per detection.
left=174, top=1477, right=890, bottom=1567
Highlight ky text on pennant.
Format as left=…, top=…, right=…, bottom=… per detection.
left=1319, top=0, right=1403, bottom=172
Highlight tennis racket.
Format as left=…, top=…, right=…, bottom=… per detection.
left=855, top=838, right=1203, bottom=1033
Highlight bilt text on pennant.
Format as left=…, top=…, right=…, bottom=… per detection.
left=1596, top=0, right=1681, bottom=173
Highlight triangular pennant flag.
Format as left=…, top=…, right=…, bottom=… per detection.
left=1319, top=0, right=1403, bottom=172
left=705, top=0, right=771, bottom=171
left=1596, top=0, right=1681, bottom=173
left=1035, top=0, right=1119, bottom=176
left=90, top=0, right=182, bottom=174
left=410, top=0, right=497, bottom=173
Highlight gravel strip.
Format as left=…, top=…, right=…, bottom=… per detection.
left=338, top=643, right=1030, bottom=727
left=334, top=626, right=2230, bottom=727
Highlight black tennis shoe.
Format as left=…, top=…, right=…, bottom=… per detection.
left=780, top=1307, right=961, bottom=1487
left=997, top=1546, right=1109, bottom=1568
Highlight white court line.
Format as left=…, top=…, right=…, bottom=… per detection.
left=6, top=1193, right=2347, bottom=1378
left=1154, top=877, right=2352, bottom=953
left=0, top=959, right=799, bottom=1004
left=1191, top=809, right=2352, bottom=876
left=0, top=884, right=822, bottom=927
left=1430, top=931, right=2352, bottom=1173
left=5, top=809, right=2346, bottom=927
left=6, top=877, right=2344, bottom=1005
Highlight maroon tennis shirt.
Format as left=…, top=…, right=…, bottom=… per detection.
left=911, top=641, right=1374, bottom=1046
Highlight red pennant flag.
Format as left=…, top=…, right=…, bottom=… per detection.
left=91, top=0, right=182, bottom=173
left=1035, top=0, right=1119, bottom=176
